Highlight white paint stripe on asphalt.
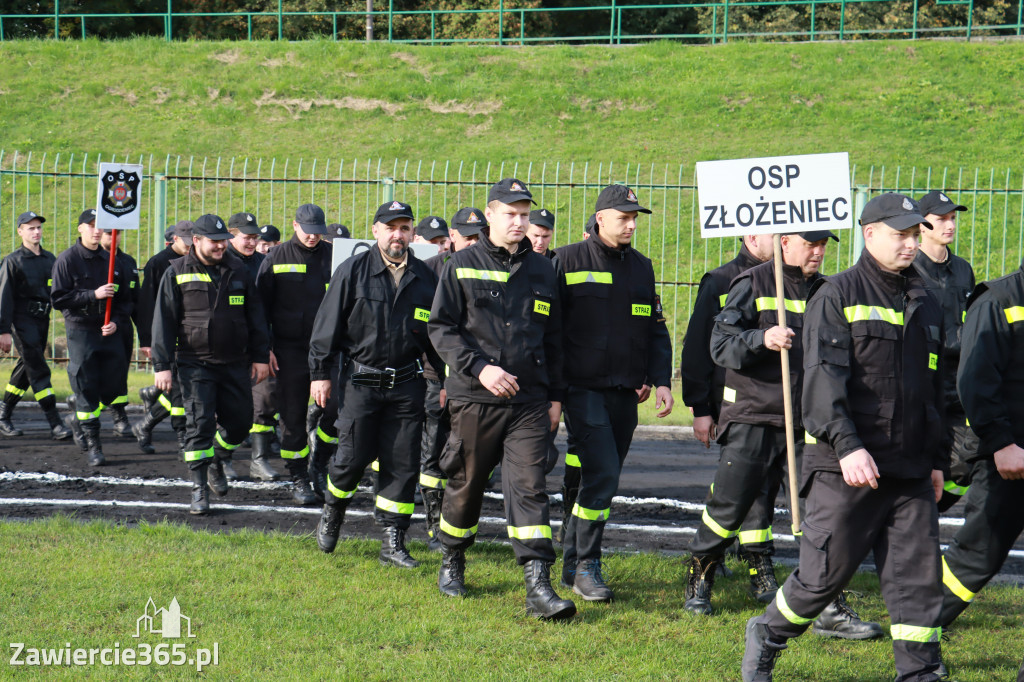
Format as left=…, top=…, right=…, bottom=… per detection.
left=4, top=471, right=969, bottom=528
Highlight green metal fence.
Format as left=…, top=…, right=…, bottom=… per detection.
left=2, top=150, right=1023, bottom=365
left=1, top=1, right=1022, bottom=44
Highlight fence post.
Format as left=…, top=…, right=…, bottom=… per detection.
left=382, top=176, right=395, bottom=203
left=853, top=184, right=868, bottom=257
left=54, top=0, right=59, bottom=39
left=499, top=0, right=504, bottom=45
left=723, top=0, right=729, bottom=43
left=166, top=0, right=172, bottom=41
left=278, top=0, right=283, bottom=40
left=152, top=174, right=168, bottom=257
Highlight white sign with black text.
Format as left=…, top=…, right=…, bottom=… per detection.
left=95, top=163, right=144, bottom=231
left=696, top=152, right=851, bottom=238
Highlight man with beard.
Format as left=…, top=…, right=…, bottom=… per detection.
left=152, top=214, right=270, bottom=514
left=256, top=204, right=337, bottom=502
left=311, top=200, right=443, bottom=569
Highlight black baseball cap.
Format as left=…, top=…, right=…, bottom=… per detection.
left=174, top=220, right=194, bottom=239
left=918, top=190, right=967, bottom=218
left=530, top=209, right=555, bottom=231
left=228, top=211, right=260, bottom=234
left=859, top=193, right=931, bottom=230
left=258, top=224, right=281, bottom=242
left=416, top=216, right=449, bottom=241
left=191, top=214, right=231, bottom=240
left=164, top=226, right=176, bottom=243
left=451, top=207, right=487, bottom=236
left=327, top=223, right=350, bottom=239
left=488, top=178, right=535, bottom=205
left=77, top=208, right=97, bottom=225
left=594, top=184, right=651, bottom=214
left=295, top=204, right=327, bottom=235
left=374, top=201, right=414, bottom=225
left=17, top=210, right=46, bottom=226
left=584, top=213, right=597, bottom=233
left=789, top=230, right=839, bottom=242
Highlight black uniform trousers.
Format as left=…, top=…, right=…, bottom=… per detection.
left=939, top=458, right=1024, bottom=626
left=274, top=344, right=339, bottom=474
left=562, top=387, right=637, bottom=565
left=250, top=373, right=277, bottom=431
left=419, top=378, right=450, bottom=491
left=936, top=418, right=979, bottom=513
left=6, top=317, right=57, bottom=410
left=151, top=367, right=186, bottom=433
left=325, top=373, right=425, bottom=530
left=689, top=423, right=801, bottom=557
left=107, top=321, right=134, bottom=407
left=178, top=362, right=252, bottom=470
left=66, top=326, right=126, bottom=421
left=764, top=472, right=942, bottom=682
left=438, top=399, right=556, bottom=565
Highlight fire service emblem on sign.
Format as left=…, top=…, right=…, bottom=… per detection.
left=101, top=169, right=141, bottom=217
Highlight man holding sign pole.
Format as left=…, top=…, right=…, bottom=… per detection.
left=742, top=193, right=947, bottom=682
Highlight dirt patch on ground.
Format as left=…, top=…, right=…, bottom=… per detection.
left=106, top=87, right=138, bottom=106
left=391, top=51, right=435, bottom=81
left=466, top=118, right=493, bottom=137
left=261, top=52, right=297, bottom=68
left=791, top=94, right=823, bottom=108
left=254, top=90, right=404, bottom=118
left=56, top=85, right=77, bottom=100
left=424, top=98, right=502, bottom=116
left=209, top=49, right=244, bottom=65
left=151, top=87, right=170, bottom=105
left=722, top=95, right=752, bottom=112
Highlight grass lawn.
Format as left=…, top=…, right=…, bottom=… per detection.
left=0, top=517, right=1020, bottom=680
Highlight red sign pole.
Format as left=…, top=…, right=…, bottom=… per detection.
left=103, top=229, right=119, bottom=327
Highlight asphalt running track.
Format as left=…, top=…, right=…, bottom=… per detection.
left=1, top=404, right=1022, bottom=585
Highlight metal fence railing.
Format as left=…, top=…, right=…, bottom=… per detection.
left=2, top=151, right=1023, bottom=367
left=1, top=1, right=1022, bottom=44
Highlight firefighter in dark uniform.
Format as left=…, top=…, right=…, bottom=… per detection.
left=688, top=231, right=882, bottom=638
left=913, top=190, right=976, bottom=513
left=527, top=208, right=556, bottom=259
left=151, top=214, right=270, bottom=515
left=418, top=210, right=483, bottom=550
left=0, top=210, right=71, bottom=440
left=51, top=209, right=134, bottom=466
left=743, top=194, right=948, bottom=682
left=414, top=215, right=449, bottom=253
left=252, top=223, right=282, bottom=463
left=225, top=211, right=278, bottom=482
left=554, top=185, right=673, bottom=602
left=255, top=224, right=281, bottom=255
left=100, top=221, right=141, bottom=439
left=938, top=257, right=1024, bottom=630
left=428, top=178, right=575, bottom=620
left=132, top=220, right=193, bottom=455
left=681, top=233, right=791, bottom=587
left=311, top=200, right=443, bottom=569
left=256, top=204, right=336, bottom=503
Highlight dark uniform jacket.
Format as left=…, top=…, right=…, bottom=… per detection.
left=228, top=243, right=265, bottom=281
left=151, top=250, right=270, bottom=371
left=711, top=260, right=819, bottom=433
left=51, top=239, right=133, bottom=331
left=0, top=246, right=57, bottom=333
left=801, top=250, right=948, bottom=484
left=429, top=233, right=565, bottom=406
left=137, top=245, right=182, bottom=348
left=107, top=247, right=142, bottom=337
left=681, top=243, right=764, bottom=419
left=256, top=234, right=332, bottom=349
left=957, top=262, right=1024, bottom=458
left=421, top=250, right=454, bottom=382
left=309, top=247, right=442, bottom=382
left=555, top=225, right=672, bottom=391
left=913, top=248, right=974, bottom=415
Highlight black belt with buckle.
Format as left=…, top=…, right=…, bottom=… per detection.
left=350, top=360, right=423, bottom=389
left=26, top=301, right=51, bottom=318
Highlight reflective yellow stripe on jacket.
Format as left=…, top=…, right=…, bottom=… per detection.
left=565, top=271, right=613, bottom=285
left=176, top=273, right=212, bottom=284
left=273, top=264, right=307, bottom=274
left=755, top=297, right=806, bottom=314
left=844, top=305, right=904, bottom=325
left=456, top=268, right=509, bottom=282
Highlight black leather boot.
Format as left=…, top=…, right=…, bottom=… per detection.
left=0, top=400, right=23, bottom=437
left=524, top=560, right=576, bottom=620
left=741, top=616, right=787, bottom=682
left=44, top=407, right=72, bottom=440
left=379, top=526, right=420, bottom=568
left=421, top=486, right=444, bottom=552
left=573, top=558, right=613, bottom=602
left=812, top=592, right=884, bottom=640
left=131, top=411, right=160, bottom=454
left=438, top=545, right=467, bottom=597
left=290, top=469, right=318, bottom=505
left=308, top=434, right=335, bottom=503
left=66, top=412, right=87, bottom=453
left=316, top=501, right=348, bottom=553
left=208, top=454, right=229, bottom=497
left=175, top=429, right=187, bottom=458
left=110, top=404, right=132, bottom=438
left=249, top=431, right=281, bottom=481
left=189, top=466, right=210, bottom=515
left=81, top=419, right=105, bottom=467
left=683, top=554, right=721, bottom=615
left=742, top=550, right=780, bottom=604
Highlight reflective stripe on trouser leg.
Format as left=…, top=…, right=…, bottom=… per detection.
left=325, top=474, right=357, bottom=504
left=178, top=362, right=252, bottom=472
left=376, top=495, right=414, bottom=516
left=419, top=473, right=447, bottom=490
left=215, top=431, right=243, bottom=451
left=4, top=384, right=26, bottom=398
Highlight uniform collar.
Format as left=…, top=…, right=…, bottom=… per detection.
left=586, top=225, right=631, bottom=259
left=75, top=238, right=102, bottom=259
left=737, top=243, right=764, bottom=269
left=479, top=232, right=530, bottom=262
